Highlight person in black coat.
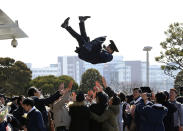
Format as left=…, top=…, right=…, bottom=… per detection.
left=23, top=98, right=46, bottom=131
left=129, top=88, right=144, bottom=131
left=27, top=86, right=63, bottom=130
left=89, top=92, right=108, bottom=131
left=12, top=95, right=27, bottom=130
left=9, top=96, right=19, bottom=114
left=69, top=92, right=90, bottom=131
left=162, top=91, right=177, bottom=131
left=61, top=16, right=119, bottom=64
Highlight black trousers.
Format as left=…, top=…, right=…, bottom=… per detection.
left=56, top=126, right=68, bottom=131
left=65, top=21, right=90, bottom=47
left=79, top=22, right=90, bottom=42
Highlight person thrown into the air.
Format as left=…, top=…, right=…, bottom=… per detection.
left=61, top=16, right=119, bottom=64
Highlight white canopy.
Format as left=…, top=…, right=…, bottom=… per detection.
left=0, top=9, right=28, bottom=40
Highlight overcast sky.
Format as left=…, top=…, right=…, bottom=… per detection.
left=1, top=0, right=183, bottom=67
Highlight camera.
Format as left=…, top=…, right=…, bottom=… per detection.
left=146, top=93, right=152, bottom=97
left=140, top=86, right=152, bottom=97
left=11, top=38, right=18, bottom=48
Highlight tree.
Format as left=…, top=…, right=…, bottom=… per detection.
left=30, top=75, right=58, bottom=95
left=0, top=57, right=32, bottom=95
left=80, top=68, right=102, bottom=93
left=30, top=75, right=79, bottom=95
left=155, top=22, right=183, bottom=78
left=174, top=70, right=183, bottom=93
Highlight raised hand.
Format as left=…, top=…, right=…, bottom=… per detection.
left=96, top=81, right=103, bottom=92
left=95, top=81, right=101, bottom=88
left=141, top=93, right=148, bottom=103
left=58, top=82, right=65, bottom=95
left=71, top=92, right=76, bottom=101
left=95, top=81, right=103, bottom=92
left=88, top=90, right=94, bottom=97
left=58, top=82, right=64, bottom=91
left=102, top=77, right=107, bottom=88
left=67, top=81, right=73, bottom=91
left=130, top=105, right=136, bottom=117
left=151, top=92, right=155, bottom=101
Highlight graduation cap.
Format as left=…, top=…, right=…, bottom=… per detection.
left=109, top=40, right=119, bottom=52
left=140, top=86, right=152, bottom=93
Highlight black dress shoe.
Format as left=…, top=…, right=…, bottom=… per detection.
left=75, top=47, right=80, bottom=53
left=61, top=17, right=70, bottom=28
left=79, top=16, right=91, bottom=22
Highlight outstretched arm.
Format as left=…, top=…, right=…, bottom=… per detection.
left=39, top=83, right=69, bottom=106
left=54, top=81, right=73, bottom=109
left=102, top=77, right=116, bottom=98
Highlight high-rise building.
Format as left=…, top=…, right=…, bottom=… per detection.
left=149, top=65, right=174, bottom=91
left=31, top=64, right=59, bottom=79
left=57, top=56, right=85, bottom=83
left=125, top=61, right=144, bottom=84
left=103, top=56, right=131, bottom=83
left=125, top=61, right=174, bottom=91
left=84, top=56, right=131, bottom=84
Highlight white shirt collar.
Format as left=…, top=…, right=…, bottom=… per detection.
left=28, top=106, right=36, bottom=114
left=146, top=100, right=151, bottom=105
left=153, top=104, right=163, bottom=107
left=134, top=97, right=142, bottom=104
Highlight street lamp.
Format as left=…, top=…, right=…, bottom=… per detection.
left=143, top=46, right=152, bottom=87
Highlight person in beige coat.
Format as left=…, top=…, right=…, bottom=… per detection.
left=90, top=95, right=120, bottom=131
left=52, top=82, right=72, bottom=131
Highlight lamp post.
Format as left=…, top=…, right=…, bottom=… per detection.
left=143, top=46, right=152, bottom=87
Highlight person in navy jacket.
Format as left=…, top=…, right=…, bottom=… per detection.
left=27, top=85, right=63, bottom=130
left=23, top=98, right=46, bottom=131
left=61, top=16, right=119, bottom=64
left=135, top=92, right=168, bottom=131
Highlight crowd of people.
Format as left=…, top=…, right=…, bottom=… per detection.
left=0, top=76, right=183, bottom=131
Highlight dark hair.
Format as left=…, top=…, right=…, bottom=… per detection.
left=133, top=88, right=142, bottom=93
left=140, top=87, right=151, bottom=93
left=163, top=91, right=169, bottom=101
left=112, top=95, right=121, bottom=105
left=126, top=95, right=133, bottom=104
left=76, top=92, right=85, bottom=102
left=23, top=98, right=34, bottom=107
left=11, top=96, right=19, bottom=101
left=170, top=88, right=177, bottom=94
left=118, top=92, right=126, bottom=102
left=155, top=92, right=166, bottom=104
left=17, top=95, right=24, bottom=106
left=96, top=92, right=108, bottom=105
left=28, top=87, right=38, bottom=97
